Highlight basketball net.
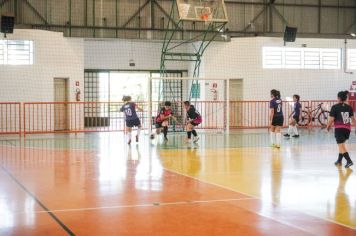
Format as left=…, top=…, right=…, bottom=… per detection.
left=200, top=9, right=211, bottom=25
left=200, top=5, right=211, bottom=25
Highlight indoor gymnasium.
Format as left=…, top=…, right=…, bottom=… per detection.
left=1, top=0, right=356, bottom=235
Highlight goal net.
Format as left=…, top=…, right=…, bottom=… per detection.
left=148, top=77, right=230, bottom=133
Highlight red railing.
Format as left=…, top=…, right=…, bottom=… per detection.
left=23, top=102, right=150, bottom=135
left=23, top=101, right=227, bottom=135
left=229, top=101, right=311, bottom=128
left=0, top=103, right=21, bottom=135
left=0, top=100, right=345, bottom=136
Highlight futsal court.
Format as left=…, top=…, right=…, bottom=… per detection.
left=0, top=130, right=356, bottom=235
left=1, top=0, right=356, bottom=235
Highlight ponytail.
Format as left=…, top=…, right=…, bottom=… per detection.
left=271, top=89, right=281, bottom=99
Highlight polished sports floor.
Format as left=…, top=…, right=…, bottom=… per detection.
left=1, top=129, right=356, bottom=235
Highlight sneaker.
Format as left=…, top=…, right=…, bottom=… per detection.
left=136, top=135, right=139, bottom=142
left=284, top=134, right=290, bottom=137
left=334, top=161, right=342, bottom=166
left=128, top=139, right=132, bottom=145
left=292, top=135, right=299, bottom=138
left=345, top=162, right=353, bottom=168
left=274, top=145, right=281, bottom=149
left=193, top=136, right=199, bottom=143
left=150, top=134, right=155, bottom=140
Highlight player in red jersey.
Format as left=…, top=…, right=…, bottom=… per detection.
left=151, top=101, right=177, bottom=141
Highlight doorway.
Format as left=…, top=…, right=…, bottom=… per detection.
left=229, top=79, right=243, bottom=128
left=54, top=78, right=69, bottom=131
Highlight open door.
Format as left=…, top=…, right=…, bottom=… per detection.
left=54, top=78, right=69, bottom=131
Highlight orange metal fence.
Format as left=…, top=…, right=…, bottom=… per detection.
left=0, top=100, right=345, bottom=135
left=23, top=101, right=227, bottom=135
left=229, top=101, right=311, bottom=128
left=0, top=103, right=21, bottom=135
left=23, top=102, right=149, bottom=135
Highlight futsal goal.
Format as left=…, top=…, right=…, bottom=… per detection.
left=148, top=77, right=230, bottom=133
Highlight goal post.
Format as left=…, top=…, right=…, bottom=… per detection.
left=148, top=77, right=230, bottom=134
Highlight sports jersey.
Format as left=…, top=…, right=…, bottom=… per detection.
left=187, top=105, right=202, bottom=124
left=294, top=102, right=301, bottom=117
left=156, top=107, right=173, bottom=123
left=270, top=98, right=283, bottom=117
left=120, top=102, right=139, bottom=121
left=330, top=103, right=353, bottom=130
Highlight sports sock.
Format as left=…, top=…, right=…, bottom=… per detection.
left=276, top=133, right=281, bottom=146
left=137, top=127, right=141, bottom=136
left=187, top=131, right=192, bottom=139
left=293, top=126, right=298, bottom=135
left=337, top=153, right=343, bottom=163
left=288, top=125, right=293, bottom=135
left=192, top=130, right=197, bottom=137
left=343, top=152, right=352, bottom=163
left=126, top=132, right=131, bottom=141
left=163, top=126, right=168, bottom=138
left=270, top=132, right=276, bottom=145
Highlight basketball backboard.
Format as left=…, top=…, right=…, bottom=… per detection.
left=176, top=0, right=228, bottom=22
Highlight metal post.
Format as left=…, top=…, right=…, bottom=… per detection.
left=226, top=79, right=230, bottom=134
left=148, top=77, right=152, bottom=134
left=68, top=0, right=72, bottom=37
left=116, top=0, right=118, bottom=38
left=93, top=0, right=96, bottom=37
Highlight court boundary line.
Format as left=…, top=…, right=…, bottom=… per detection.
left=163, top=168, right=356, bottom=231
left=10, top=197, right=254, bottom=214
left=0, top=163, right=76, bottom=236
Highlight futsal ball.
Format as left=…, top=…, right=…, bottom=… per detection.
left=150, top=134, right=155, bottom=139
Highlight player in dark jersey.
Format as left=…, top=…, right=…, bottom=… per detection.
left=327, top=91, right=356, bottom=168
left=120, top=96, right=143, bottom=145
left=284, top=94, right=301, bottom=138
left=151, top=101, right=177, bottom=141
left=269, top=89, right=284, bottom=148
left=184, top=101, right=202, bottom=143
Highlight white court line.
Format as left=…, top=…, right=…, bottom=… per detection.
left=163, top=168, right=356, bottom=231
left=7, top=197, right=254, bottom=215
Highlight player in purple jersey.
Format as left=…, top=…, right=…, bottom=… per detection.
left=120, top=96, right=143, bottom=145
left=269, top=89, right=284, bottom=148
left=327, top=91, right=356, bottom=168
left=284, top=94, right=301, bottom=138
left=184, top=101, right=202, bottom=143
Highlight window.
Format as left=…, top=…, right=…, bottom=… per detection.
left=0, top=40, right=33, bottom=65
left=348, top=49, right=356, bottom=70
left=263, top=47, right=341, bottom=70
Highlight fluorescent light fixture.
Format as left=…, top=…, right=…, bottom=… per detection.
left=351, top=33, right=356, bottom=37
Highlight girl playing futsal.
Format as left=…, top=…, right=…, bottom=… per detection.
left=269, top=89, right=284, bottom=148
left=151, top=101, right=177, bottom=141
left=120, top=96, right=143, bottom=145
left=284, top=94, right=301, bottom=138
left=327, top=91, right=355, bottom=168
left=184, top=101, right=202, bottom=143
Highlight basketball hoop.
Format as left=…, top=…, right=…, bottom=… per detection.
left=196, top=6, right=211, bottom=24
left=200, top=13, right=210, bottom=21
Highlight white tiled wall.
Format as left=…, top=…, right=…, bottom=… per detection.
left=202, top=37, right=356, bottom=100
left=0, top=29, right=84, bottom=102
left=84, top=39, right=190, bottom=71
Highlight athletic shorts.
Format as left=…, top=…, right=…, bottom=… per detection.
left=126, top=118, right=141, bottom=128
left=190, top=121, right=200, bottom=126
left=155, top=122, right=163, bottom=128
left=293, top=115, right=300, bottom=123
left=272, top=116, right=284, bottom=126
left=335, top=128, right=350, bottom=144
